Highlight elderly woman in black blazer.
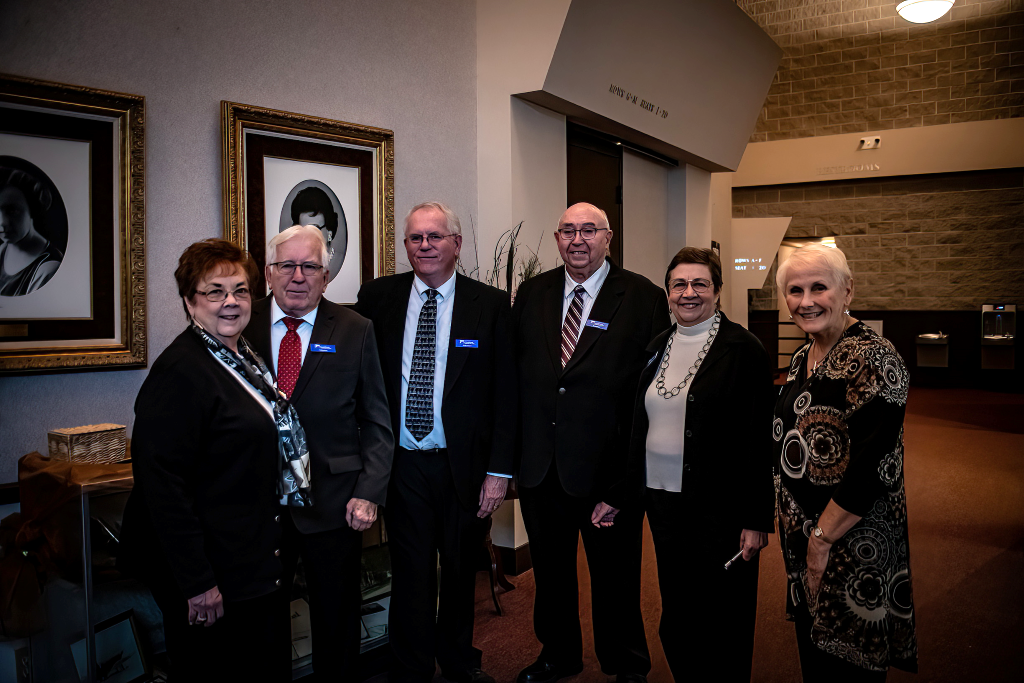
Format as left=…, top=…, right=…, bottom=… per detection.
left=121, top=239, right=311, bottom=682
left=629, top=246, right=775, bottom=682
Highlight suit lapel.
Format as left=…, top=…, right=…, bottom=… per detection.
left=541, top=268, right=566, bottom=375
left=290, top=300, right=337, bottom=402
left=379, top=273, right=415, bottom=404
left=443, top=275, right=481, bottom=402
left=562, top=263, right=625, bottom=375
left=246, top=297, right=275, bottom=376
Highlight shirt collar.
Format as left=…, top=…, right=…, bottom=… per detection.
left=270, top=296, right=319, bottom=327
left=564, top=258, right=610, bottom=300
left=413, top=270, right=456, bottom=301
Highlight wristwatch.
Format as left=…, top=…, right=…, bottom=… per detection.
left=812, top=526, right=837, bottom=544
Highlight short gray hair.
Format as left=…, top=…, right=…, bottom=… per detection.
left=776, top=243, right=853, bottom=291
left=267, top=225, right=331, bottom=270
left=405, top=201, right=462, bottom=236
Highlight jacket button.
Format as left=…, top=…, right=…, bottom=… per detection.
left=552, top=421, right=556, bottom=426
left=688, top=394, right=695, bottom=402
left=274, top=549, right=280, bottom=557
left=275, top=579, right=281, bottom=587
left=274, top=515, right=281, bottom=523
left=683, top=464, right=691, bottom=472
left=559, top=388, right=566, bottom=395
left=685, top=429, right=692, bottom=437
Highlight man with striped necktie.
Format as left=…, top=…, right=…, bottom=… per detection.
left=512, top=203, right=671, bottom=683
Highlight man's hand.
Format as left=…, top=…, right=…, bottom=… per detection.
left=804, top=534, right=831, bottom=608
left=739, top=529, right=769, bottom=561
left=590, top=501, right=619, bottom=528
left=477, top=475, right=509, bottom=518
left=346, top=498, right=378, bottom=531
left=187, top=585, right=224, bottom=627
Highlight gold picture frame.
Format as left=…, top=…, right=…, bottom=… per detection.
left=0, top=74, right=146, bottom=373
left=221, top=101, right=395, bottom=302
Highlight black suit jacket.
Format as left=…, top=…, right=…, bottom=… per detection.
left=628, top=313, right=776, bottom=532
left=247, top=296, right=394, bottom=534
left=353, top=272, right=516, bottom=510
left=121, top=329, right=282, bottom=601
left=512, top=259, right=672, bottom=508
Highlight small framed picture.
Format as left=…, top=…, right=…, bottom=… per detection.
left=0, top=74, right=146, bottom=373
left=221, top=101, right=395, bottom=304
left=69, top=610, right=148, bottom=683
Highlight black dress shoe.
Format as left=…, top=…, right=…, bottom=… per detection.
left=516, top=659, right=585, bottom=683
left=447, top=669, right=496, bottom=683
left=614, top=675, right=648, bottom=683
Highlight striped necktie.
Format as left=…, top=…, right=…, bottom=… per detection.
left=560, top=285, right=586, bottom=368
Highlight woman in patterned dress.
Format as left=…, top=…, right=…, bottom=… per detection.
left=774, top=244, right=918, bottom=682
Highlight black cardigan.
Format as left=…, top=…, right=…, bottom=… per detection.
left=121, top=329, right=283, bottom=602
left=627, top=312, right=776, bottom=532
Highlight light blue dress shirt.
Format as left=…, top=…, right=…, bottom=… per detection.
left=562, top=259, right=611, bottom=339
left=269, top=298, right=318, bottom=374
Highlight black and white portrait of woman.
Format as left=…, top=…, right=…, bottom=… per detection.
left=278, top=180, right=348, bottom=283
left=0, top=158, right=68, bottom=297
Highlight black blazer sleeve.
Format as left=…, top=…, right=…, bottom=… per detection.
left=351, top=318, right=394, bottom=504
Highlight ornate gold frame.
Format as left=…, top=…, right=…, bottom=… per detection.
left=221, top=101, right=395, bottom=285
left=0, top=74, right=146, bottom=373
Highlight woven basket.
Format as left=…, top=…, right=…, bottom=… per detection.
left=47, top=423, right=127, bottom=464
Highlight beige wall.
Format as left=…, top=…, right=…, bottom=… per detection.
left=0, top=0, right=479, bottom=481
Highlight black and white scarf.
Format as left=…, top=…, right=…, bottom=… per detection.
left=191, top=321, right=313, bottom=507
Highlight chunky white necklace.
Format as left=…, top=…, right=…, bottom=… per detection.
left=655, top=312, right=720, bottom=399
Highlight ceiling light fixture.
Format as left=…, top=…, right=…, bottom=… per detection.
left=896, top=0, right=955, bottom=23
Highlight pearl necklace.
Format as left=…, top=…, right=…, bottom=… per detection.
left=655, top=313, right=720, bottom=399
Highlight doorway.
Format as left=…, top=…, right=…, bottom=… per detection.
left=566, top=123, right=623, bottom=265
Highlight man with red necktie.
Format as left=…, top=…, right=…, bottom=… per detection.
left=246, top=224, right=393, bottom=681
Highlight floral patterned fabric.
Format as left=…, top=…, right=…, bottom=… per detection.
left=774, top=321, right=918, bottom=673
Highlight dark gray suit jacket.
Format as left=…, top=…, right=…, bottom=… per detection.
left=247, top=296, right=394, bottom=534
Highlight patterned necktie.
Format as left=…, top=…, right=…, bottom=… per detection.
left=277, top=316, right=303, bottom=398
left=560, top=285, right=586, bottom=368
left=406, top=289, right=438, bottom=441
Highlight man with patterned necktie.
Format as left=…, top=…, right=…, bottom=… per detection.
left=246, top=224, right=393, bottom=682
left=354, top=201, right=516, bottom=683
left=511, top=203, right=671, bottom=683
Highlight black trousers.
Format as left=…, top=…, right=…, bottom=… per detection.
left=150, top=581, right=290, bottom=683
left=645, top=487, right=760, bottom=683
left=519, top=462, right=651, bottom=677
left=280, top=511, right=364, bottom=682
left=793, top=599, right=888, bottom=683
left=386, top=447, right=486, bottom=683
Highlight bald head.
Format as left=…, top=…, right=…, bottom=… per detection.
left=555, top=202, right=613, bottom=283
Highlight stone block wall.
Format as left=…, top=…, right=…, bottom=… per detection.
left=734, top=168, right=1024, bottom=310
left=735, top=0, right=1024, bottom=141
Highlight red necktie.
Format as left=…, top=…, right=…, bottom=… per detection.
left=277, top=317, right=303, bottom=398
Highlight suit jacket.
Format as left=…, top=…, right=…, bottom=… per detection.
left=512, top=259, right=672, bottom=508
left=247, top=296, right=394, bottom=534
left=120, top=329, right=282, bottom=601
left=353, top=272, right=516, bottom=510
left=628, top=313, right=776, bottom=532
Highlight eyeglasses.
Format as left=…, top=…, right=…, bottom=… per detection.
left=195, top=287, right=251, bottom=302
left=406, top=233, right=457, bottom=246
left=668, top=279, right=712, bottom=294
left=269, top=262, right=325, bottom=276
left=557, top=226, right=607, bottom=241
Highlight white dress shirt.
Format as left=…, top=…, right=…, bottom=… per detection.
left=399, top=272, right=456, bottom=450
left=562, top=259, right=611, bottom=341
left=270, top=298, right=318, bottom=374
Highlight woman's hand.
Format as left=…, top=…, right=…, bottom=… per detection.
left=590, top=501, right=619, bottom=528
left=739, top=529, right=769, bottom=561
left=187, top=585, right=224, bottom=627
left=804, top=535, right=832, bottom=606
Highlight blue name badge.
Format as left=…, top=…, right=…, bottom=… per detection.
left=585, top=319, right=609, bottom=331
left=309, top=343, right=336, bottom=353
left=455, top=339, right=479, bottom=348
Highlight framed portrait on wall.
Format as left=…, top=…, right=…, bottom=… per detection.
left=0, top=74, right=146, bottom=373
left=221, top=101, right=395, bottom=303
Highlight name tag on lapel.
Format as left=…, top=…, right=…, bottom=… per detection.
left=455, top=339, right=479, bottom=348
left=585, top=319, right=609, bottom=331
left=309, top=343, right=336, bottom=353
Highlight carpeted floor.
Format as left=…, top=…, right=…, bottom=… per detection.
left=375, top=387, right=1024, bottom=682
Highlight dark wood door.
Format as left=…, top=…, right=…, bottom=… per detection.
left=566, top=123, right=623, bottom=265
